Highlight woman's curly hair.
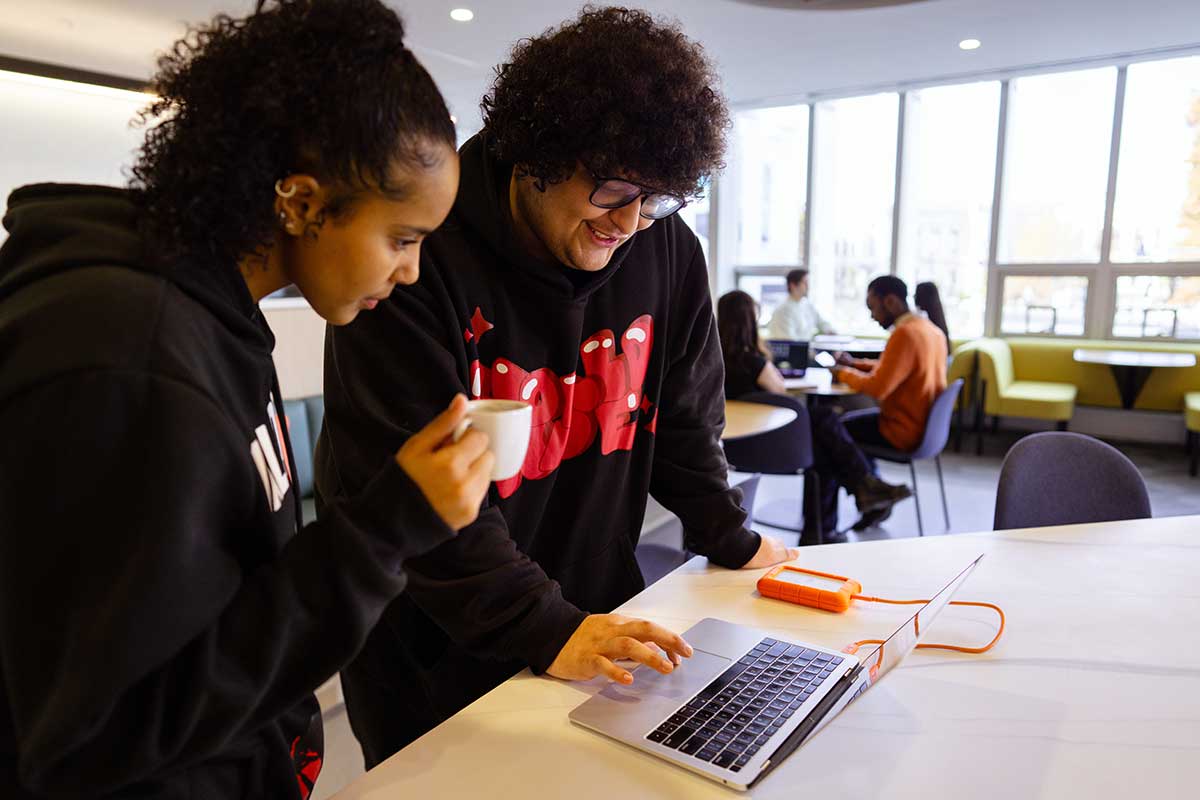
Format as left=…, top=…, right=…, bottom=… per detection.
left=481, top=6, right=729, bottom=199
left=130, top=0, right=455, bottom=270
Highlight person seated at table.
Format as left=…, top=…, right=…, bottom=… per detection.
left=314, top=7, right=800, bottom=767
left=0, top=2, right=492, bottom=797
left=767, top=268, right=836, bottom=341
left=915, top=280, right=952, bottom=355
left=717, top=290, right=911, bottom=541
left=833, top=275, right=948, bottom=528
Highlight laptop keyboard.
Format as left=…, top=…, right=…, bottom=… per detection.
left=645, top=637, right=843, bottom=773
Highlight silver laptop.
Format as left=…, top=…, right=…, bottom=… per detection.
left=569, top=555, right=984, bottom=791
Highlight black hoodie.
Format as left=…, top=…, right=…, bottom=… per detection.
left=0, top=184, right=454, bottom=798
left=315, top=133, right=759, bottom=759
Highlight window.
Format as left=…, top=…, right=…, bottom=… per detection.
left=1112, top=275, right=1200, bottom=338
left=1111, top=56, right=1200, bottom=263
left=732, top=105, right=810, bottom=266
left=809, top=93, right=899, bottom=333
left=998, top=68, right=1117, bottom=264
left=897, top=81, right=1000, bottom=339
left=1000, top=275, right=1089, bottom=336
left=677, top=182, right=711, bottom=262
left=734, top=272, right=790, bottom=326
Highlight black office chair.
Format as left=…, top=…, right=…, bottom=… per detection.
left=722, top=392, right=823, bottom=546
left=634, top=475, right=762, bottom=586
left=840, top=379, right=964, bottom=536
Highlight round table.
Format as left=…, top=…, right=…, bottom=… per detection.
left=783, top=367, right=856, bottom=402
left=722, top=400, right=797, bottom=441
left=1072, top=348, right=1197, bottom=409
left=811, top=335, right=886, bottom=360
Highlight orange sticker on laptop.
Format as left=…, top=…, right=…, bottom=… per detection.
left=757, top=566, right=862, bottom=612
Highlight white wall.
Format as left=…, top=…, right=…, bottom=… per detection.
left=0, top=69, right=148, bottom=220
left=2, top=69, right=327, bottom=397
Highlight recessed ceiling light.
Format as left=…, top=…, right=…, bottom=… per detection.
left=450, top=8, right=474, bottom=22
left=959, top=38, right=981, bottom=51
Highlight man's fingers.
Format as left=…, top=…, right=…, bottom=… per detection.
left=593, top=654, right=632, bottom=684
left=621, top=620, right=693, bottom=659
left=608, top=636, right=674, bottom=674
left=408, top=394, right=469, bottom=451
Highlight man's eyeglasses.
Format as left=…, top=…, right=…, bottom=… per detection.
left=588, top=174, right=687, bottom=220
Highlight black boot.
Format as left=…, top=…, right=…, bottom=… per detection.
left=852, top=473, right=911, bottom=513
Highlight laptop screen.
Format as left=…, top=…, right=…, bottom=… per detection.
left=766, top=340, right=808, bottom=373
left=856, top=555, right=984, bottom=686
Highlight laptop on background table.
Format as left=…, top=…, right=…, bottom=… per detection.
left=569, top=556, right=984, bottom=791
left=766, top=339, right=809, bottom=378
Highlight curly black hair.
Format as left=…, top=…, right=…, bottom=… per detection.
left=130, top=0, right=456, bottom=270
left=481, top=5, right=729, bottom=199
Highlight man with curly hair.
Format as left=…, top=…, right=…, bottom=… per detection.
left=316, top=6, right=800, bottom=764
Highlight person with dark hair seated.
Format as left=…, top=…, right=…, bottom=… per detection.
left=718, top=290, right=911, bottom=542
left=833, top=275, right=948, bottom=529
left=316, top=7, right=801, bottom=766
left=767, top=268, right=836, bottom=341
left=915, top=280, right=952, bottom=355
left=0, top=2, right=489, bottom=796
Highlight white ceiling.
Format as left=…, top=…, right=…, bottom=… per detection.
left=2, top=0, right=1198, bottom=133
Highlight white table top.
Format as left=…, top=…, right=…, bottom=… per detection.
left=1072, top=348, right=1197, bottom=369
left=334, top=515, right=1200, bottom=800
left=722, top=400, right=797, bottom=441
left=811, top=335, right=886, bottom=354
left=784, top=367, right=856, bottom=396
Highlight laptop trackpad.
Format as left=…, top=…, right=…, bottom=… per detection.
left=571, top=649, right=731, bottom=740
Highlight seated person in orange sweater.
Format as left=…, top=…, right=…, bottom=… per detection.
left=831, top=275, right=948, bottom=528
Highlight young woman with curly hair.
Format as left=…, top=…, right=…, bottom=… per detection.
left=316, top=5, right=800, bottom=767
left=0, top=1, right=492, bottom=796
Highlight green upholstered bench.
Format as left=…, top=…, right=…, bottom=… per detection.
left=950, top=338, right=1077, bottom=454
left=1187, top=393, right=1200, bottom=477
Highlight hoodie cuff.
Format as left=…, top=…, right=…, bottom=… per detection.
left=512, top=592, right=589, bottom=675
left=704, top=526, right=762, bottom=570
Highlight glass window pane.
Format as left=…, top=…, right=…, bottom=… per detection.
left=1000, top=275, right=1088, bottom=335
left=809, top=92, right=899, bottom=334
left=677, top=181, right=711, bottom=262
left=897, top=81, right=1000, bottom=340
left=1112, top=275, right=1200, bottom=338
left=735, top=273, right=790, bottom=326
left=1111, top=57, right=1200, bottom=263
left=732, top=105, right=810, bottom=266
left=998, top=68, right=1117, bottom=264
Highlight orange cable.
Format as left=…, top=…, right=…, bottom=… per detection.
left=846, top=596, right=1006, bottom=654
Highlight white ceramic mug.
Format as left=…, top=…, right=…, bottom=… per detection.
left=453, top=399, right=533, bottom=481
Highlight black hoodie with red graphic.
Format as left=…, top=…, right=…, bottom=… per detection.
left=0, top=184, right=454, bottom=798
left=315, top=132, right=760, bottom=758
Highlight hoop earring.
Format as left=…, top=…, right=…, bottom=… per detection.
left=274, top=180, right=297, bottom=199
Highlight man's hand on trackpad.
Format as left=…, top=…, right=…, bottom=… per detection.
left=547, top=614, right=694, bottom=685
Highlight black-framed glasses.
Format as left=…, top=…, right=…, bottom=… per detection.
left=588, top=174, right=687, bottom=220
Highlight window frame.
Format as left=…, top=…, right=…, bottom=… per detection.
left=715, top=45, right=1200, bottom=344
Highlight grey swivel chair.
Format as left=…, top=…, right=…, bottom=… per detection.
left=993, top=431, right=1151, bottom=530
